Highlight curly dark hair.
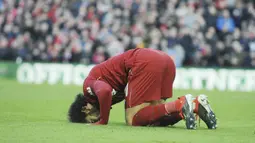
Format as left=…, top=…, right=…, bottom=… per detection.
left=68, top=93, right=88, bottom=123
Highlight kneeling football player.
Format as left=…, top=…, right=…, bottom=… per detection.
left=68, top=48, right=217, bottom=129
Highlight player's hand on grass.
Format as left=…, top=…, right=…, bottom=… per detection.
left=93, top=119, right=107, bottom=125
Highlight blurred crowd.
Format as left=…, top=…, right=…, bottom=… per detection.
left=0, top=0, right=255, bottom=67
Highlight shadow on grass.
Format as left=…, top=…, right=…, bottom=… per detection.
left=67, top=121, right=215, bottom=131
left=108, top=121, right=209, bottom=130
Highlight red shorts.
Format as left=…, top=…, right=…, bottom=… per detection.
left=125, top=49, right=176, bottom=108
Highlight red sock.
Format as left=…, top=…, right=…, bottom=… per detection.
left=132, top=104, right=168, bottom=126
left=151, top=112, right=183, bottom=126
left=164, top=98, right=183, bottom=114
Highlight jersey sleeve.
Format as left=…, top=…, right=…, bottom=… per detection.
left=91, top=80, right=113, bottom=125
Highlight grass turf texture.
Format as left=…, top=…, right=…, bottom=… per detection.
left=0, top=78, right=254, bottom=143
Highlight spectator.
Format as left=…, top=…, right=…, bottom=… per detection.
left=106, top=35, right=124, bottom=57
left=216, top=9, right=235, bottom=34
left=0, top=0, right=254, bottom=68
left=204, top=5, right=218, bottom=28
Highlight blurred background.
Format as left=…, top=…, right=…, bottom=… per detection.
left=0, top=0, right=255, bottom=67
left=1, top=1, right=255, bottom=142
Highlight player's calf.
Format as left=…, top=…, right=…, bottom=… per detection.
left=129, top=95, right=196, bottom=129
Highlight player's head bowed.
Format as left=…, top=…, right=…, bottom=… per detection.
left=68, top=93, right=100, bottom=123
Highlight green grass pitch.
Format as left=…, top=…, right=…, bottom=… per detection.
left=0, top=78, right=255, bottom=143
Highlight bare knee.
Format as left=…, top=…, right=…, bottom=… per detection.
left=125, top=108, right=136, bottom=126
left=126, top=117, right=133, bottom=126
left=125, top=102, right=151, bottom=126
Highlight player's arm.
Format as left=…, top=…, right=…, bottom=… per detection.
left=91, top=80, right=113, bottom=125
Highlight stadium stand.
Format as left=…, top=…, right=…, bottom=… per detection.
left=0, top=0, right=254, bottom=67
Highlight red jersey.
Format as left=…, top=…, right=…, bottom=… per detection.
left=89, top=48, right=139, bottom=91
left=83, top=48, right=175, bottom=124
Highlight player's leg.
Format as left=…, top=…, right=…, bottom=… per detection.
left=125, top=100, right=181, bottom=127
left=150, top=112, right=182, bottom=126
left=152, top=56, right=183, bottom=127
left=149, top=100, right=181, bottom=127
left=125, top=50, right=195, bottom=129
left=153, top=56, right=195, bottom=128
left=125, top=99, right=182, bottom=125
left=124, top=72, right=196, bottom=129
left=127, top=99, right=183, bottom=127
left=193, top=94, right=217, bottom=129
left=124, top=68, right=181, bottom=126
left=125, top=94, right=195, bottom=129
left=125, top=99, right=164, bottom=125
left=125, top=64, right=195, bottom=128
